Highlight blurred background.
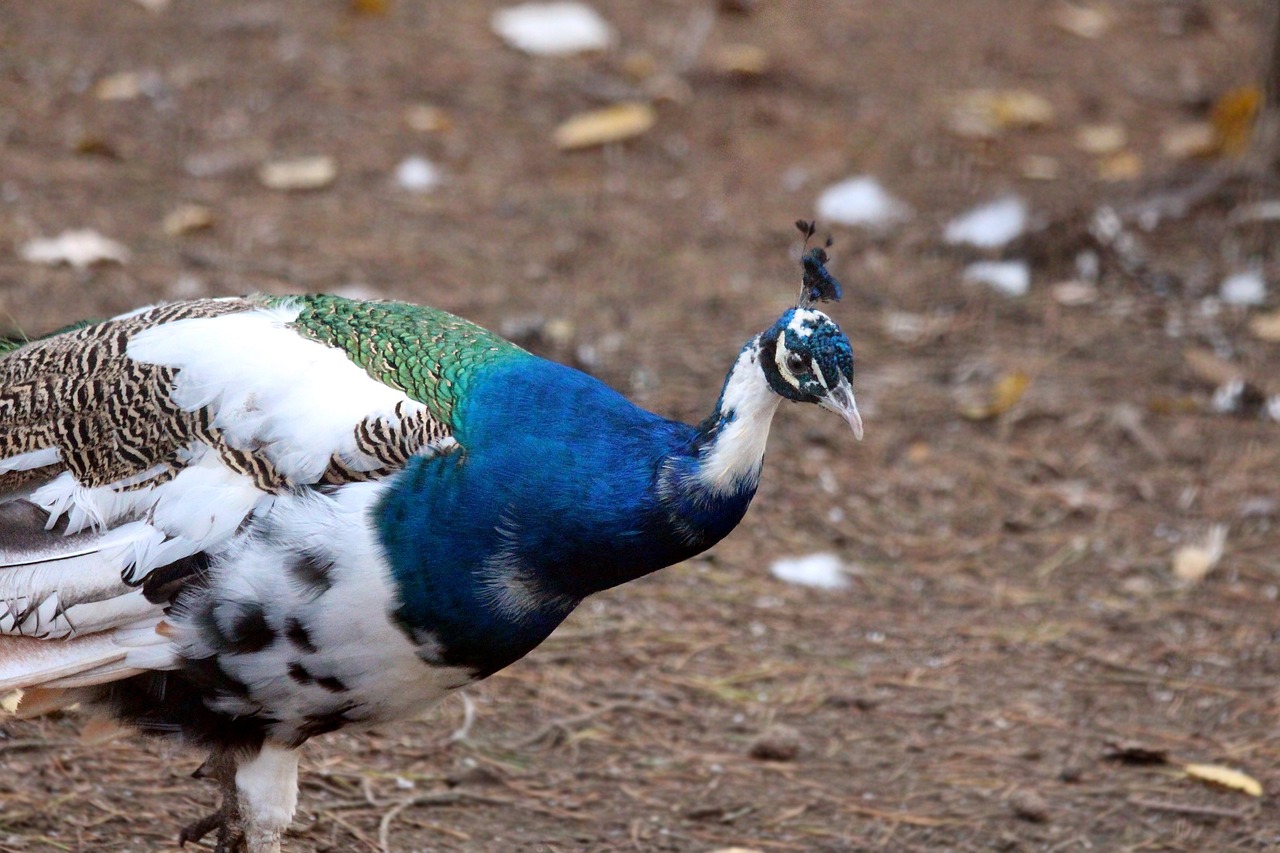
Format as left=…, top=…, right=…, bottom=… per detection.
left=2, top=1, right=1278, bottom=850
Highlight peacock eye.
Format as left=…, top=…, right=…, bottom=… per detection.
left=785, top=351, right=807, bottom=375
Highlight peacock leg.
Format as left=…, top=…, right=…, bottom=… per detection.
left=179, top=743, right=298, bottom=853
left=179, top=750, right=245, bottom=853
left=233, top=743, right=300, bottom=853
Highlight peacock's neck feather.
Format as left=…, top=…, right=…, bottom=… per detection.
left=377, top=339, right=782, bottom=678
left=687, top=340, right=781, bottom=497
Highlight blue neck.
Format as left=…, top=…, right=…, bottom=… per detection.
left=377, top=354, right=764, bottom=677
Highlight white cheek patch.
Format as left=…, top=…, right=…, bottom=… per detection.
left=810, top=359, right=830, bottom=390
left=774, top=339, right=801, bottom=388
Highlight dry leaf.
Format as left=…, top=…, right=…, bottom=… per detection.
left=74, top=135, right=122, bottom=160
left=1097, top=151, right=1142, bottom=182
left=1051, top=280, right=1098, bottom=306
left=0, top=689, right=19, bottom=714
left=959, top=371, right=1030, bottom=421
left=1183, top=348, right=1244, bottom=387
left=95, top=70, right=149, bottom=101
left=350, top=0, right=389, bottom=14
left=1162, top=122, right=1216, bottom=160
left=1075, top=123, right=1126, bottom=155
left=1172, top=525, right=1226, bottom=584
left=1019, top=154, right=1061, bottom=180
left=1052, top=2, right=1111, bottom=39
left=554, top=102, right=655, bottom=150
left=712, top=43, right=768, bottom=76
left=949, top=89, right=1054, bottom=139
left=1248, top=310, right=1280, bottom=342
left=1148, top=396, right=1201, bottom=416
left=621, top=50, right=659, bottom=81
left=404, top=104, right=452, bottom=133
left=1184, top=763, right=1263, bottom=797
left=258, top=156, right=337, bottom=191
left=1211, top=87, right=1260, bottom=157
left=163, top=203, right=214, bottom=236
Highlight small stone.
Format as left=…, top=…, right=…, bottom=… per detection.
left=944, top=197, right=1027, bottom=248
left=748, top=724, right=803, bottom=761
left=769, top=553, right=848, bottom=590
left=1008, top=789, right=1050, bottom=823
left=1220, top=269, right=1266, bottom=306
left=491, top=2, right=614, bottom=57
left=815, top=176, right=911, bottom=230
left=394, top=156, right=442, bottom=193
left=963, top=261, right=1030, bottom=297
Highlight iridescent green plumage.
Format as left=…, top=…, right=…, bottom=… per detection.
left=275, top=295, right=525, bottom=429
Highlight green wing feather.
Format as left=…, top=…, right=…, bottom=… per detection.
left=277, top=295, right=525, bottom=430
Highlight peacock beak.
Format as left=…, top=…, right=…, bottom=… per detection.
left=819, top=379, right=864, bottom=441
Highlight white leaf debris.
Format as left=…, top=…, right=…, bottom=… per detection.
left=769, top=553, right=849, bottom=590
left=945, top=196, right=1027, bottom=248
left=1220, top=269, right=1266, bottom=306
left=815, top=176, right=912, bottom=230
left=21, top=230, right=131, bottom=269
left=1052, top=2, right=1112, bottom=39
left=963, top=260, right=1030, bottom=297
left=492, top=2, right=615, bottom=57
left=1172, top=524, right=1227, bottom=584
left=394, top=156, right=442, bottom=193
left=1051, top=280, right=1098, bottom=306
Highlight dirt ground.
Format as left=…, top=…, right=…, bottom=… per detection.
left=2, top=1, right=1279, bottom=851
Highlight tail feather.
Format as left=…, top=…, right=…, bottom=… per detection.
left=0, top=618, right=175, bottom=694
left=0, top=501, right=173, bottom=639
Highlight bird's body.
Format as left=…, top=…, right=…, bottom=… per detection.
left=0, top=262, right=860, bottom=852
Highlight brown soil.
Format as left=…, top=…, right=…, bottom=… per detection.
left=1, top=2, right=1278, bottom=851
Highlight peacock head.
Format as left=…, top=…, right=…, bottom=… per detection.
left=756, top=223, right=863, bottom=439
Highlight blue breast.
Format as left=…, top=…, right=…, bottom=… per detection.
left=375, top=355, right=756, bottom=677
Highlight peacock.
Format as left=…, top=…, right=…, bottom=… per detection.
left=0, top=226, right=862, bottom=853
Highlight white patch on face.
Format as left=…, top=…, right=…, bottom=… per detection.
left=773, top=338, right=801, bottom=389
left=810, top=358, right=829, bottom=390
